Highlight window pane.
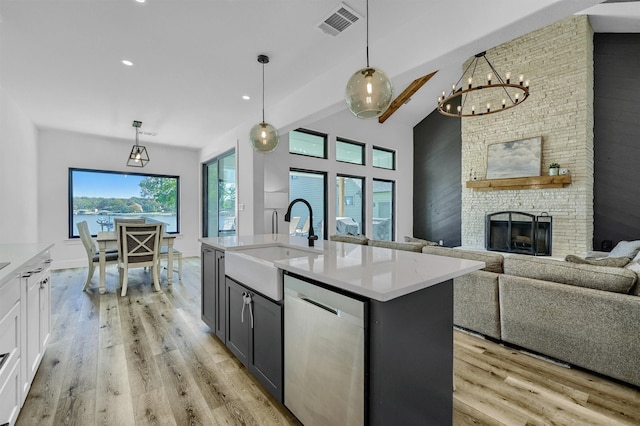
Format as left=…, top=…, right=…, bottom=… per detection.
left=69, top=168, right=179, bottom=237
left=203, top=150, right=236, bottom=237
left=372, top=179, right=394, bottom=241
left=289, top=170, right=326, bottom=239
left=373, top=147, right=395, bottom=170
left=336, top=176, right=364, bottom=236
left=289, top=129, right=327, bottom=158
left=336, top=139, right=364, bottom=165
left=218, top=152, right=236, bottom=236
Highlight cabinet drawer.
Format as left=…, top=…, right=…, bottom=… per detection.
left=0, top=279, right=20, bottom=322
left=0, top=354, right=20, bottom=426
left=0, top=302, right=20, bottom=366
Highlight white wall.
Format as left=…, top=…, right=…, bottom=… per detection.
left=0, top=87, right=39, bottom=243
left=37, top=128, right=201, bottom=269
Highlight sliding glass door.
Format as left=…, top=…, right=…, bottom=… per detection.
left=203, top=149, right=236, bottom=237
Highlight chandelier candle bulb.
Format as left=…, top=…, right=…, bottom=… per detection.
left=457, top=105, right=462, bottom=114
left=506, top=72, right=511, bottom=84
left=502, top=99, right=506, bottom=108
left=487, top=73, right=492, bottom=85
left=472, top=105, right=475, bottom=114
left=525, top=80, right=530, bottom=88
left=446, top=104, right=451, bottom=112
left=487, top=103, right=491, bottom=113
left=468, top=77, right=472, bottom=88
left=519, top=74, right=524, bottom=85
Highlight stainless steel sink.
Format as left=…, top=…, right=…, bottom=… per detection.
left=225, top=244, right=321, bottom=300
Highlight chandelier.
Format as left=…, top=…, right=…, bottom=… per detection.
left=127, top=120, right=149, bottom=167
left=437, top=52, right=530, bottom=117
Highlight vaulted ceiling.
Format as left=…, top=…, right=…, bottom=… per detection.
left=1, top=0, right=636, bottom=150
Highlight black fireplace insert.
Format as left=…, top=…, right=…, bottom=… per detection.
left=486, top=211, right=552, bottom=255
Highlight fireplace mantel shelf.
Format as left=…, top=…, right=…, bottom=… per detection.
left=466, top=175, right=571, bottom=191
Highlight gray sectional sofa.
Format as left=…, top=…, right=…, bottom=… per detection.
left=422, top=245, right=640, bottom=388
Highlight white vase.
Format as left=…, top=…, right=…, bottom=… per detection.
left=549, top=168, right=559, bottom=176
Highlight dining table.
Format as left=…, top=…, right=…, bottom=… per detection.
left=96, top=231, right=177, bottom=295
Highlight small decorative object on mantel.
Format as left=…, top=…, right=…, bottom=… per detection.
left=549, top=162, right=560, bottom=176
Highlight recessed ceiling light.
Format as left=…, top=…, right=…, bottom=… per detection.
left=135, top=0, right=146, bottom=3
left=122, top=59, right=134, bottom=66
left=242, top=95, right=250, bottom=100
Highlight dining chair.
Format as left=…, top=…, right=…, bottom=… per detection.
left=114, top=217, right=146, bottom=229
left=160, top=246, right=183, bottom=282
left=289, top=216, right=301, bottom=235
left=78, top=220, right=119, bottom=291
left=116, top=222, right=163, bottom=296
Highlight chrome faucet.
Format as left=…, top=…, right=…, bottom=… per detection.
left=284, top=198, right=318, bottom=247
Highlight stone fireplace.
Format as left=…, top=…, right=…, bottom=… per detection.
left=486, top=211, right=552, bottom=256
left=460, top=16, right=594, bottom=257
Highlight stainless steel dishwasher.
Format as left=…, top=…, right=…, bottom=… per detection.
left=284, top=274, right=365, bottom=426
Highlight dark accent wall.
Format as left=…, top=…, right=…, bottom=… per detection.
left=593, top=34, right=640, bottom=250
left=413, top=107, right=461, bottom=247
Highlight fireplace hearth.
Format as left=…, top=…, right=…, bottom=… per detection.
left=486, top=211, right=552, bottom=256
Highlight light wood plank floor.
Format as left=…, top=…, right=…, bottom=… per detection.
left=17, top=258, right=640, bottom=425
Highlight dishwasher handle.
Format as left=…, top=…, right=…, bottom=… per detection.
left=301, top=296, right=338, bottom=316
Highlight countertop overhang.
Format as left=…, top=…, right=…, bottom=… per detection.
left=200, top=235, right=484, bottom=302
left=0, top=243, right=55, bottom=285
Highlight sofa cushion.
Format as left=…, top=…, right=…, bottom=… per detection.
left=329, top=234, right=369, bottom=245
left=565, top=254, right=630, bottom=268
left=421, top=246, right=503, bottom=273
left=608, top=240, right=640, bottom=258
left=403, top=236, right=439, bottom=246
left=624, top=261, right=640, bottom=296
left=368, top=239, right=424, bottom=252
left=504, top=255, right=637, bottom=294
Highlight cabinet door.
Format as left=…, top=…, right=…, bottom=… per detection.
left=249, top=291, right=283, bottom=402
left=25, top=275, right=42, bottom=386
left=225, top=278, right=249, bottom=366
left=214, top=250, right=225, bottom=340
left=39, top=274, right=51, bottom=353
left=0, top=353, right=20, bottom=426
left=201, top=247, right=216, bottom=330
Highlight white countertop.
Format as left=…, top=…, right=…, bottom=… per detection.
left=200, top=235, right=484, bottom=302
left=0, top=243, right=54, bottom=285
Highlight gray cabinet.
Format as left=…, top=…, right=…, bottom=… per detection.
left=201, top=246, right=225, bottom=341
left=225, top=277, right=283, bottom=402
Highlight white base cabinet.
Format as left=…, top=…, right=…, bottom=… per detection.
left=0, top=245, right=52, bottom=426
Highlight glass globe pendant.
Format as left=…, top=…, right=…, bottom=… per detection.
left=344, top=0, right=393, bottom=119
left=345, top=66, right=393, bottom=119
left=249, top=121, right=279, bottom=153
left=249, top=54, right=279, bottom=153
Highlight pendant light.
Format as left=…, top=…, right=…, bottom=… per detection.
left=345, top=0, right=393, bottom=119
left=127, top=120, right=149, bottom=167
left=249, top=54, right=279, bottom=153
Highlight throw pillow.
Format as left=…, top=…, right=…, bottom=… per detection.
left=608, top=240, right=640, bottom=258
left=565, top=254, right=630, bottom=268
left=404, top=236, right=439, bottom=246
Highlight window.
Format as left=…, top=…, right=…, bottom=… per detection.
left=336, top=175, right=364, bottom=236
left=203, top=149, right=236, bottom=237
left=372, top=179, right=394, bottom=241
left=373, top=146, right=395, bottom=170
left=289, top=169, right=326, bottom=239
left=69, top=168, right=179, bottom=238
left=289, top=129, right=327, bottom=158
left=336, top=138, right=365, bottom=165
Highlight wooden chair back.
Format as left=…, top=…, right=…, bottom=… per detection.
left=77, top=220, right=97, bottom=258
left=117, top=223, right=163, bottom=269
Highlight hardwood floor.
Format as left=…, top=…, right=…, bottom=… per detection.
left=17, top=258, right=640, bottom=425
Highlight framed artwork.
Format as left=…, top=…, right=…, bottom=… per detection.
left=486, top=136, right=542, bottom=179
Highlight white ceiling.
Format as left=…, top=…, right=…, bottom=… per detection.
left=0, top=0, right=636, bottom=151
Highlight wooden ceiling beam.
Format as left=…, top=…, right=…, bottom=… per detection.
left=378, top=71, right=438, bottom=124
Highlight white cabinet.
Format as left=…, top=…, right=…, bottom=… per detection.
left=0, top=277, right=21, bottom=426
left=19, top=252, right=51, bottom=400
left=0, top=244, right=52, bottom=426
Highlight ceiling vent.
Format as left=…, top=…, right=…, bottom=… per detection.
left=317, top=3, right=361, bottom=36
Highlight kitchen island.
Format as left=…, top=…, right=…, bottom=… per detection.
left=200, top=235, right=483, bottom=425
